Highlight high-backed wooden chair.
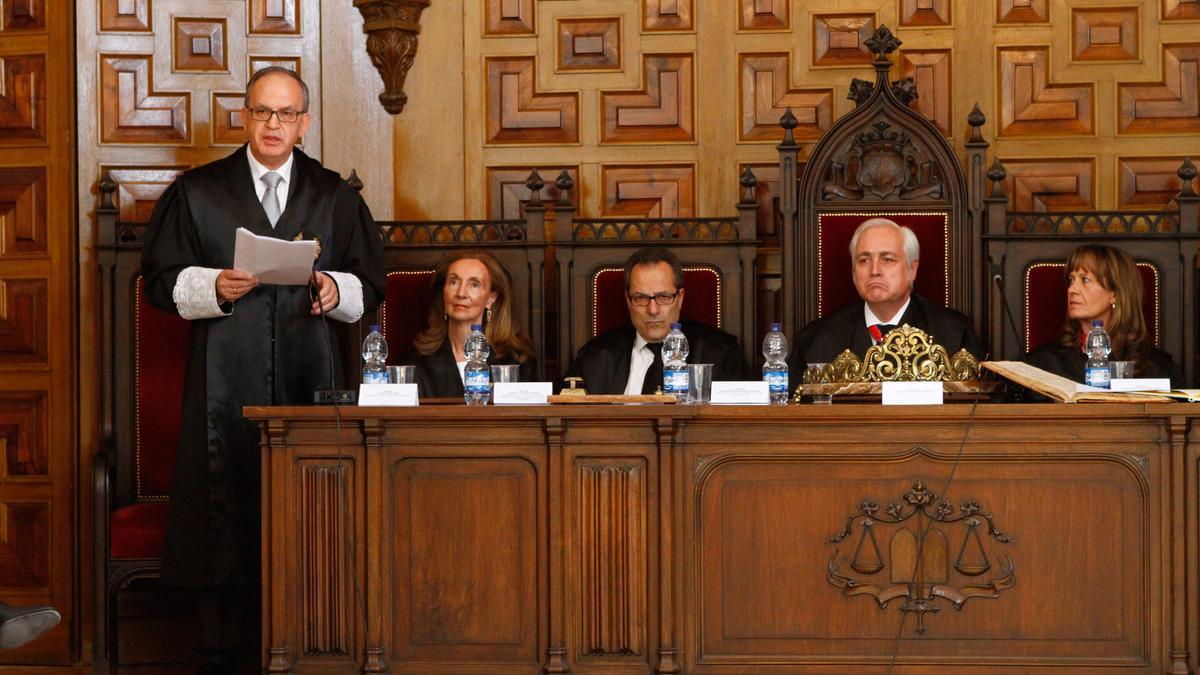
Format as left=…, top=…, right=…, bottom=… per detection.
left=1024, top=262, right=1161, bottom=352
left=554, top=172, right=760, bottom=371
left=777, top=26, right=987, bottom=336
left=94, top=178, right=189, bottom=673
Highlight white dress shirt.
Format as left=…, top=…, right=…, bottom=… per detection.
left=171, top=147, right=365, bottom=323
left=863, top=297, right=911, bottom=344
left=623, top=333, right=657, bottom=395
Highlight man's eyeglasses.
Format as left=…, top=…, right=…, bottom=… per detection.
left=247, top=106, right=306, bottom=124
left=628, top=290, right=680, bottom=306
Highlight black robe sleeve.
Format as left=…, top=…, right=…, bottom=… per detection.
left=327, top=182, right=386, bottom=314
left=142, top=181, right=211, bottom=314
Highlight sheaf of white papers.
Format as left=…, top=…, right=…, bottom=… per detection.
left=232, top=227, right=319, bottom=285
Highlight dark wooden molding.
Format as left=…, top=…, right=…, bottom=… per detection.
left=353, top=0, right=429, bottom=114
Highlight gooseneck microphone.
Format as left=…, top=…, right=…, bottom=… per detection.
left=992, top=264, right=1026, bottom=358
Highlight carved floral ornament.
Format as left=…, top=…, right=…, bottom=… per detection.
left=354, top=0, right=429, bottom=114
left=803, top=325, right=981, bottom=385
left=827, top=481, right=1016, bottom=634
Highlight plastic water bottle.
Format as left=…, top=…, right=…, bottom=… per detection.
left=1084, top=319, right=1111, bottom=389
left=662, top=323, right=690, bottom=402
left=361, top=325, right=387, bottom=384
left=463, top=324, right=491, bottom=405
left=762, top=323, right=790, bottom=405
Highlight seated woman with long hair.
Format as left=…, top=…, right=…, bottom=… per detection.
left=1023, top=244, right=1182, bottom=385
left=401, top=249, right=536, bottom=398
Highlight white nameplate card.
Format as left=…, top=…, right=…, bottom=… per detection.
left=358, top=383, right=418, bottom=406
left=882, top=381, right=943, bottom=405
left=493, top=382, right=553, bottom=405
left=710, top=381, right=770, bottom=405
left=1110, top=378, right=1172, bottom=392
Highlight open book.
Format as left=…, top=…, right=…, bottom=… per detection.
left=982, top=361, right=1177, bottom=403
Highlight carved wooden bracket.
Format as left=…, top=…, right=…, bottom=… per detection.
left=353, top=0, right=429, bottom=114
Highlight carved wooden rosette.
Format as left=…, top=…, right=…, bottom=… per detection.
left=353, top=0, right=429, bottom=114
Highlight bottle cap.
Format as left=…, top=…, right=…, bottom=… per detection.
left=471, top=324, right=483, bottom=331
left=369, top=324, right=380, bottom=332
left=1092, top=320, right=1103, bottom=327
left=670, top=322, right=682, bottom=330
left=769, top=323, right=782, bottom=331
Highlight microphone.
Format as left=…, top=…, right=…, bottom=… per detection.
left=311, top=265, right=357, bottom=404
left=992, top=264, right=1025, bottom=359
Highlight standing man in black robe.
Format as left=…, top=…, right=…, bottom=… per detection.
left=787, top=217, right=983, bottom=387
left=141, top=67, right=385, bottom=673
left=562, top=247, right=748, bottom=394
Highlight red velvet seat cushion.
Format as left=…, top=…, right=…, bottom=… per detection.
left=592, top=266, right=722, bottom=337
left=109, top=502, right=170, bottom=559
left=817, top=213, right=949, bottom=316
left=1024, top=262, right=1160, bottom=351
left=382, top=270, right=435, bottom=361
left=135, top=277, right=189, bottom=500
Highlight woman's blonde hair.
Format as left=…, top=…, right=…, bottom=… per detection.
left=413, top=249, right=533, bottom=362
left=1056, top=244, right=1148, bottom=359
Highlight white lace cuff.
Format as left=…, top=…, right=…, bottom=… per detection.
left=173, top=267, right=231, bottom=320
left=322, top=271, right=364, bottom=323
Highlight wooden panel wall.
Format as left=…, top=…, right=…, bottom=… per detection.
left=394, top=0, right=1200, bottom=220
left=0, top=0, right=77, bottom=665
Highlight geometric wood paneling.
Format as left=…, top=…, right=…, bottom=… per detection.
left=644, top=0, right=692, bottom=32
left=99, top=54, right=190, bottom=144
left=601, top=164, right=695, bottom=217
left=0, top=54, right=46, bottom=144
left=901, top=0, right=950, bottom=27
left=557, top=18, right=620, bottom=72
left=601, top=54, right=694, bottom=144
left=486, top=0, right=534, bottom=36
left=0, top=167, right=45, bottom=258
left=738, top=53, right=833, bottom=142
left=100, top=166, right=187, bottom=221
left=812, top=14, right=874, bottom=67
left=901, top=50, right=952, bottom=136
left=0, top=278, right=47, bottom=365
left=739, top=0, right=788, bottom=31
left=1071, top=7, right=1138, bottom=62
left=99, top=0, right=150, bottom=32
left=998, top=47, right=1094, bottom=136
left=249, top=0, right=298, bottom=35
left=997, top=0, right=1049, bottom=23
left=249, top=55, right=300, bottom=79
left=486, top=165, right=579, bottom=220
left=1001, top=158, right=1096, bottom=211
left=1119, top=157, right=1192, bottom=209
left=577, top=460, right=646, bottom=658
left=173, top=17, right=227, bottom=72
left=0, top=501, right=50, bottom=589
left=211, top=92, right=246, bottom=146
left=0, top=392, right=47, bottom=478
left=1164, top=0, right=1200, bottom=21
left=1, top=0, right=44, bottom=32
left=486, top=57, right=579, bottom=145
left=1118, top=44, right=1200, bottom=134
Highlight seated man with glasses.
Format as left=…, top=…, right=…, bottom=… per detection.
left=563, top=247, right=748, bottom=394
left=141, top=65, right=385, bottom=674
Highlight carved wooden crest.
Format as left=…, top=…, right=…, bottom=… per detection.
left=827, top=481, right=1016, bottom=634
left=354, top=0, right=429, bottom=114
left=821, top=120, right=945, bottom=202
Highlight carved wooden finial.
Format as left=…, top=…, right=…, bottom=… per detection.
left=98, top=171, right=117, bottom=212
left=987, top=159, right=1007, bottom=198
left=346, top=169, right=364, bottom=192
left=863, top=25, right=902, bottom=59
left=778, top=107, right=798, bottom=147
left=525, top=169, right=545, bottom=206
left=1178, top=158, right=1197, bottom=198
left=354, top=0, right=430, bottom=114
left=966, top=103, right=986, bottom=144
left=554, top=170, right=574, bottom=206
left=738, top=166, right=758, bottom=205
left=848, top=78, right=874, bottom=107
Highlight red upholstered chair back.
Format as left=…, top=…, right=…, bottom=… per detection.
left=591, top=265, right=722, bottom=337
left=1024, top=262, right=1160, bottom=352
left=816, top=213, right=948, bottom=316
left=134, top=276, right=189, bottom=500
left=381, top=270, right=436, bottom=362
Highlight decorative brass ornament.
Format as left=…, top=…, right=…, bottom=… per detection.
left=827, top=481, right=1016, bottom=635
left=353, top=0, right=430, bottom=115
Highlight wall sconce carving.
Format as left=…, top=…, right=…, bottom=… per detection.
left=353, top=0, right=429, bottom=114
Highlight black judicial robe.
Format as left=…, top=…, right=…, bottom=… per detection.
left=787, top=294, right=984, bottom=389
left=1024, top=341, right=1183, bottom=387
left=562, top=320, right=749, bottom=394
left=142, top=146, right=386, bottom=590
left=401, top=339, right=538, bottom=399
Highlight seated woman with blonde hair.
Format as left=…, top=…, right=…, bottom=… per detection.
left=401, top=249, right=536, bottom=398
left=1023, top=244, right=1182, bottom=385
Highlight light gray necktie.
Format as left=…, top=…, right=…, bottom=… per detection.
left=260, top=171, right=283, bottom=227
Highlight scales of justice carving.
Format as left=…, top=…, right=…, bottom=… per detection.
left=827, top=481, right=1016, bottom=634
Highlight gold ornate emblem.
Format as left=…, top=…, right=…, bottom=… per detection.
left=827, top=481, right=1016, bottom=634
